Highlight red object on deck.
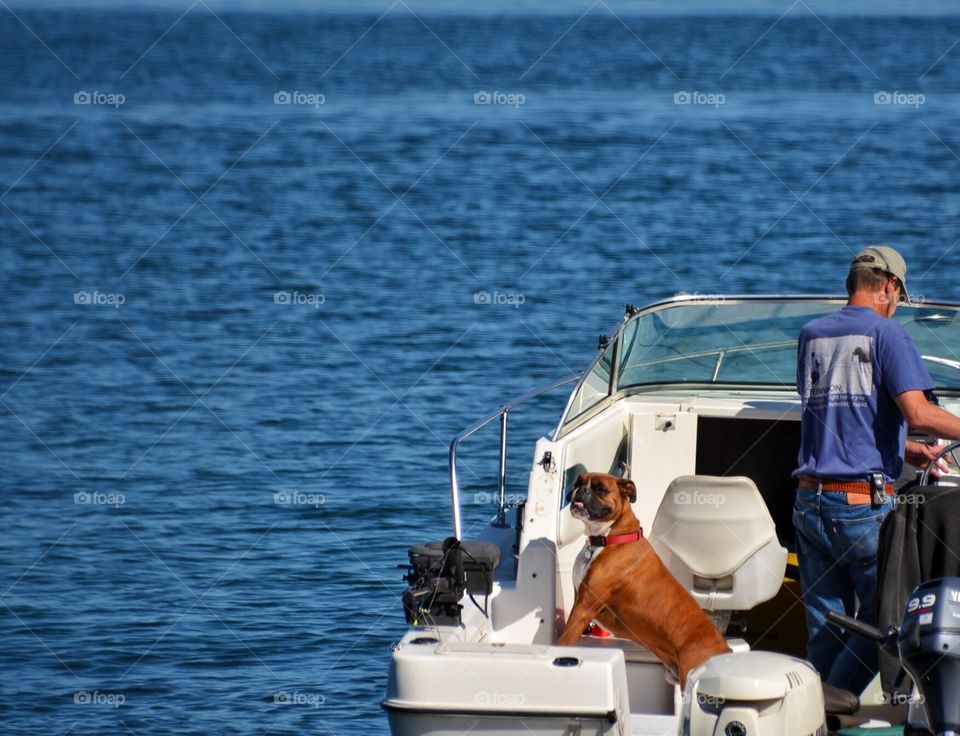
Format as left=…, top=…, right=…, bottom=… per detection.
left=583, top=621, right=613, bottom=638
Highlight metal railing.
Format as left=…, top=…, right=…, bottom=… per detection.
left=448, top=374, right=579, bottom=539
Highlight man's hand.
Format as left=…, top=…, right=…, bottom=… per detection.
left=905, top=440, right=953, bottom=477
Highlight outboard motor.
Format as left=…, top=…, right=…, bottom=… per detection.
left=400, top=538, right=501, bottom=626
left=829, top=577, right=960, bottom=736
left=898, top=578, right=960, bottom=736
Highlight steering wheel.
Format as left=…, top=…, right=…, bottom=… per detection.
left=919, top=439, right=960, bottom=486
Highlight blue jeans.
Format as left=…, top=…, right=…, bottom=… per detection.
left=792, top=487, right=894, bottom=694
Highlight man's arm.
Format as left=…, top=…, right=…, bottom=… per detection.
left=896, top=390, right=960, bottom=440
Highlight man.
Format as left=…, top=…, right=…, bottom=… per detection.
left=793, top=245, right=960, bottom=694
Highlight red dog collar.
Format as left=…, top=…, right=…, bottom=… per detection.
left=588, top=529, right=642, bottom=548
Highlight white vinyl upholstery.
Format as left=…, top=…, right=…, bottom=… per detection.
left=650, top=475, right=787, bottom=612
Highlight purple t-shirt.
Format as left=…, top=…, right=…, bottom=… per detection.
left=794, top=306, right=933, bottom=482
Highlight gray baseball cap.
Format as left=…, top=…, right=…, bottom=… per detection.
left=850, top=245, right=909, bottom=302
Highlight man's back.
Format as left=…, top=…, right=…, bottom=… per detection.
left=796, top=305, right=928, bottom=481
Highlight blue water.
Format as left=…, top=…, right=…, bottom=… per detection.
left=2, top=3, right=960, bottom=733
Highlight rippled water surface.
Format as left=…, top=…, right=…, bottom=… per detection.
left=2, top=2, right=960, bottom=734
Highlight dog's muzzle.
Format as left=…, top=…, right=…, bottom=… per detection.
left=569, top=487, right=609, bottom=521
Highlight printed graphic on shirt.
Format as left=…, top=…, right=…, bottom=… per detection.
left=801, top=334, right=874, bottom=408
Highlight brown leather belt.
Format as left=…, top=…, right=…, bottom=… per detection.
left=799, top=475, right=893, bottom=497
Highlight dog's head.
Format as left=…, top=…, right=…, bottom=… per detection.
left=567, top=472, right=637, bottom=522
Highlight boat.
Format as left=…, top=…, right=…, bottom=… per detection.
left=382, top=294, right=960, bottom=736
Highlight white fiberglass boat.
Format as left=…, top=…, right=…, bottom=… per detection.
left=382, top=295, right=960, bottom=736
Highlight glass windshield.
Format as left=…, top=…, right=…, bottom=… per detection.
left=616, top=299, right=960, bottom=391
left=567, top=339, right=615, bottom=419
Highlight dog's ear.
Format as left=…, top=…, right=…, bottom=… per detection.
left=618, top=478, right=637, bottom=503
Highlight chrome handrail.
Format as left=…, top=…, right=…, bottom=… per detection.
left=449, top=374, right=579, bottom=539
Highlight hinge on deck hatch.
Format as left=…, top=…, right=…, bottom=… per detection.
left=539, top=451, right=556, bottom=472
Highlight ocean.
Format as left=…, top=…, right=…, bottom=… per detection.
left=1, top=2, right=959, bottom=733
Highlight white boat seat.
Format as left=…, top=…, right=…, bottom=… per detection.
left=650, top=475, right=787, bottom=612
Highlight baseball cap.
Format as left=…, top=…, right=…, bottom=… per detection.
left=849, top=245, right=909, bottom=302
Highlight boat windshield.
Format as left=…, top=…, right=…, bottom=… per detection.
left=616, top=299, right=960, bottom=391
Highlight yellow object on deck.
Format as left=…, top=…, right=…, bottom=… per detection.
left=785, top=552, right=800, bottom=583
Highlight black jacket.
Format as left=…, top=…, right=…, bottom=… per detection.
left=877, top=485, right=960, bottom=694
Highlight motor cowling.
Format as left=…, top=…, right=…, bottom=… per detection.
left=898, top=577, right=960, bottom=736
left=682, top=651, right=826, bottom=736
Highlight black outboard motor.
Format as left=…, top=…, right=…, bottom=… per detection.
left=401, top=538, right=501, bottom=627
left=898, top=577, right=960, bottom=736
left=829, top=576, right=960, bottom=736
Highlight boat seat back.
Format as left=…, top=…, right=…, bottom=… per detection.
left=650, top=475, right=786, bottom=611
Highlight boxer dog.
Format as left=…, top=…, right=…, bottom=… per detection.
left=557, top=472, right=730, bottom=687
